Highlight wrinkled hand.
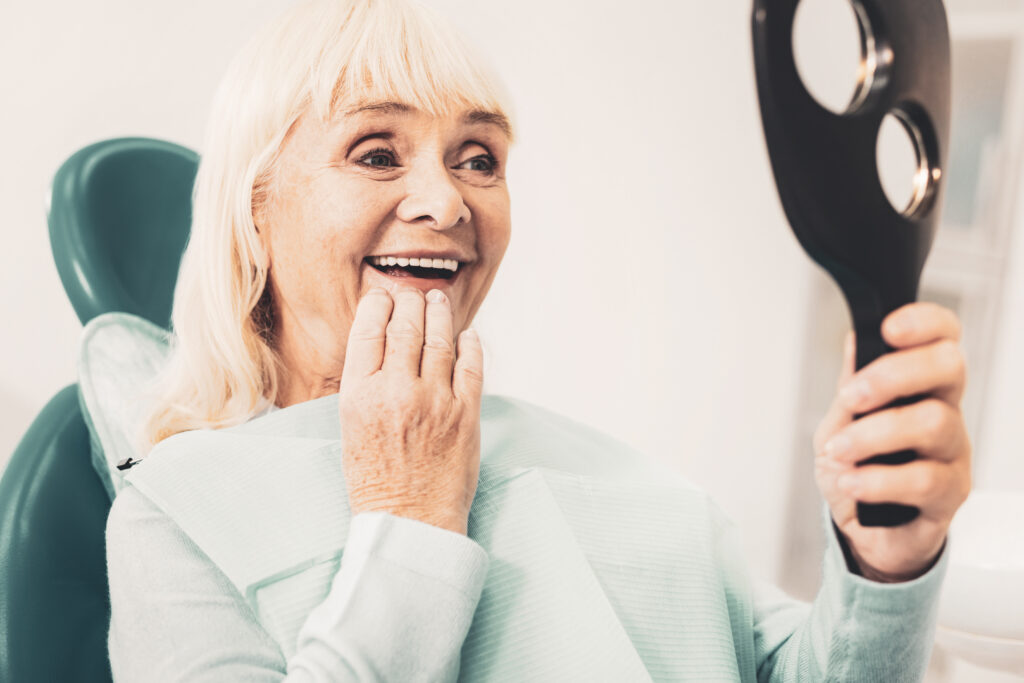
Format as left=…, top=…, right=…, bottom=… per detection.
left=337, top=286, right=484, bottom=535
left=814, top=302, right=972, bottom=582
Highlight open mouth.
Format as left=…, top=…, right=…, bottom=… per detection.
left=364, top=255, right=461, bottom=281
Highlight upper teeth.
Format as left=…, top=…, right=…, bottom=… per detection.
left=370, top=256, right=460, bottom=272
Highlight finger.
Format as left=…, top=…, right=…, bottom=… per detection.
left=382, top=288, right=426, bottom=376
left=840, top=330, right=856, bottom=385
left=882, top=302, right=961, bottom=349
left=837, top=459, right=963, bottom=518
left=340, top=288, right=393, bottom=384
left=822, top=398, right=965, bottom=465
left=814, top=455, right=858, bottom=519
left=814, top=398, right=853, bottom=457
left=839, top=338, right=966, bottom=413
left=420, top=289, right=456, bottom=386
left=452, top=328, right=484, bottom=405
left=813, top=331, right=857, bottom=455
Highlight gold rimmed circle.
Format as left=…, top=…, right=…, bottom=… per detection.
left=792, top=0, right=880, bottom=115
left=877, top=108, right=937, bottom=218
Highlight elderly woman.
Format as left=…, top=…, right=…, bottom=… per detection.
left=105, top=0, right=971, bottom=680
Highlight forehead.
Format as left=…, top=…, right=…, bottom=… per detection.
left=339, top=100, right=513, bottom=139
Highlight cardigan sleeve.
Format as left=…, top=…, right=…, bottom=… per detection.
left=751, top=505, right=948, bottom=682
left=106, top=486, right=488, bottom=682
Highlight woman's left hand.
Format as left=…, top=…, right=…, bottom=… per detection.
left=813, top=302, right=972, bottom=582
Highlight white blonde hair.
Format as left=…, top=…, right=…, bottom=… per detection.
left=142, top=0, right=515, bottom=448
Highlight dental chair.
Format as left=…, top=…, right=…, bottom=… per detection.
left=0, top=138, right=198, bottom=683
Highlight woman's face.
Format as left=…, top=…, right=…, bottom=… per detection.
left=256, top=100, right=511, bottom=394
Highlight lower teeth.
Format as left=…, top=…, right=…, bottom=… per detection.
left=374, top=264, right=452, bottom=279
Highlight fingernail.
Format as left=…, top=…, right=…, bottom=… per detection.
left=837, top=473, right=860, bottom=494
left=462, top=328, right=479, bottom=341
left=840, top=380, right=870, bottom=408
left=368, top=287, right=388, bottom=296
left=824, top=434, right=852, bottom=459
left=426, top=289, right=447, bottom=303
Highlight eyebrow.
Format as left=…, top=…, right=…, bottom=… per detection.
left=343, top=101, right=413, bottom=117
left=463, top=110, right=512, bottom=138
left=342, top=100, right=512, bottom=138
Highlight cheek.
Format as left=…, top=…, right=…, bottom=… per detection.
left=269, top=225, right=335, bottom=284
left=477, top=195, right=512, bottom=258
left=265, top=221, right=353, bottom=313
left=271, top=185, right=385, bottom=270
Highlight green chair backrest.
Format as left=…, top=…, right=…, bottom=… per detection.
left=49, top=137, right=198, bottom=328
left=0, top=387, right=114, bottom=682
left=0, top=138, right=197, bottom=682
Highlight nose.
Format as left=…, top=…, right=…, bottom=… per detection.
left=395, top=160, right=472, bottom=230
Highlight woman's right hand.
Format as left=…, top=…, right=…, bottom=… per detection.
left=337, top=286, right=484, bottom=535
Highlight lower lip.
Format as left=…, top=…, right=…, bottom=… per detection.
left=361, top=261, right=465, bottom=295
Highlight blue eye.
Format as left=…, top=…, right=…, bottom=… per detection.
left=358, top=147, right=397, bottom=168
left=356, top=148, right=498, bottom=174
left=459, top=154, right=498, bottom=174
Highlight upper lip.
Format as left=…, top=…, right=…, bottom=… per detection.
left=365, top=251, right=474, bottom=263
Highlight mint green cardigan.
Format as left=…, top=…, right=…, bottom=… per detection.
left=109, top=393, right=946, bottom=681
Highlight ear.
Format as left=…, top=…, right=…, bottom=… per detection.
left=251, top=193, right=272, bottom=272
left=254, top=237, right=270, bottom=272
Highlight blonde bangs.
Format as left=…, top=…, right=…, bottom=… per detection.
left=309, top=0, right=515, bottom=139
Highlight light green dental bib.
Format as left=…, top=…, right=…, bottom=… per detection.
left=126, top=394, right=758, bottom=682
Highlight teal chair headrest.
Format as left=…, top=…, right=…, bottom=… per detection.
left=48, top=137, right=198, bottom=330
left=0, top=138, right=198, bottom=682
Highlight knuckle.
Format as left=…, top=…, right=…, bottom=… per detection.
left=348, top=328, right=385, bottom=343
left=936, top=339, right=965, bottom=377
left=432, top=394, right=457, bottom=420
left=859, top=469, right=882, bottom=496
left=951, top=352, right=966, bottom=385
left=423, top=333, right=454, bottom=354
left=396, top=288, right=425, bottom=303
left=460, top=364, right=485, bottom=385
left=923, top=397, right=948, bottom=429
left=949, top=317, right=963, bottom=342
left=386, top=318, right=423, bottom=339
left=916, top=399, right=949, bottom=441
left=858, top=370, right=881, bottom=398
left=924, top=465, right=944, bottom=496
left=958, top=466, right=973, bottom=504
left=910, top=465, right=937, bottom=497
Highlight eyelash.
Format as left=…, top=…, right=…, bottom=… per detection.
left=356, top=147, right=499, bottom=175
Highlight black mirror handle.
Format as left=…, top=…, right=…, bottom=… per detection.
left=850, top=313, right=924, bottom=527
left=751, top=0, right=951, bottom=528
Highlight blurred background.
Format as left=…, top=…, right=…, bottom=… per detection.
left=2, top=0, right=1022, bottom=680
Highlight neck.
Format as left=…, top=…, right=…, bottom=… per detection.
left=271, top=309, right=346, bottom=409
left=275, top=369, right=341, bottom=408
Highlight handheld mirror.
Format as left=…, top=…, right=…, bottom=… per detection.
left=752, top=0, right=951, bottom=527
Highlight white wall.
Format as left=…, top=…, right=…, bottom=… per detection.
left=441, top=0, right=813, bottom=582
left=4, top=0, right=1020, bottom=608
left=1, top=0, right=811, bottom=584
left=0, top=0, right=295, bottom=454
left=977, top=161, right=1024, bottom=492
